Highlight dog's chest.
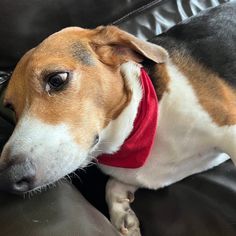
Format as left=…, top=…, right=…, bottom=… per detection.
left=99, top=64, right=230, bottom=189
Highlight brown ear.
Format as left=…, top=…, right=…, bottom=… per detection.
left=91, top=26, right=168, bottom=66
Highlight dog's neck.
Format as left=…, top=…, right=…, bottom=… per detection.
left=93, top=62, right=143, bottom=157
left=95, top=61, right=160, bottom=168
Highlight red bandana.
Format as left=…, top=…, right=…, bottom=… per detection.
left=97, top=68, right=158, bottom=168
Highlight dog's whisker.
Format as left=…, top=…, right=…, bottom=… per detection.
left=23, top=179, right=64, bottom=199
left=65, top=174, right=72, bottom=183
left=69, top=171, right=81, bottom=180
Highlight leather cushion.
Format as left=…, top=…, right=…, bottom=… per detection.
left=0, top=182, right=119, bottom=236
left=0, top=0, right=231, bottom=69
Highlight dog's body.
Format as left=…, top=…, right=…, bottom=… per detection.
left=101, top=4, right=236, bottom=231
left=0, top=2, right=236, bottom=236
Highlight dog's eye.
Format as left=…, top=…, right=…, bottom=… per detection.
left=46, top=72, right=69, bottom=92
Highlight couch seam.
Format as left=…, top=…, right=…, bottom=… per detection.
left=111, top=0, right=170, bottom=25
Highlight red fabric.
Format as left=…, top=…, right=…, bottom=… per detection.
left=97, top=68, right=158, bottom=168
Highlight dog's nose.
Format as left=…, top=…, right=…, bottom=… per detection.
left=12, top=169, right=36, bottom=193
left=0, top=158, right=36, bottom=194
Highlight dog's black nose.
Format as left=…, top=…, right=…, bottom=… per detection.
left=12, top=171, right=36, bottom=193
left=0, top=159, right=36, bottom=194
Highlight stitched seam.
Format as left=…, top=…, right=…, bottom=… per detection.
left=111, top=0, right=170, bottom=25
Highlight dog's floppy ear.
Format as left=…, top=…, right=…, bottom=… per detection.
left=91, top=26, right=168, bottom=66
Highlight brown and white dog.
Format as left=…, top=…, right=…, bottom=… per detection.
left=1, top=2, right=236, bottom=236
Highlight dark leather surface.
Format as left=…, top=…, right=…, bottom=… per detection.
left=0, top=0, right=236, bottom=235
left=74, top=160, right=236, bottom=236
left=0, top=0, right=231, bottom=69
left=117, top=0, right=231, bottom=40
left=133, top=160, right=236, bottom=236
left=0, top=0, right=153, bottom=69
left=0, top=182, right=119, bottom=236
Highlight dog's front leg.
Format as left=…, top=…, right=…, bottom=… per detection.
left=106, top=178, right=141, bottom=236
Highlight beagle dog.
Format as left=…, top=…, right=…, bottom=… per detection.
left=0, top=2, right=236, bottom=236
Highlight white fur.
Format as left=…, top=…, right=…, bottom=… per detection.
left=99, top=61, right=234, bottom=189
left=1, top=115, right=88, bottom=187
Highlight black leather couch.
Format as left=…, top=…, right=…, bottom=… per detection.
left=1, top=1, right=236, bottom=235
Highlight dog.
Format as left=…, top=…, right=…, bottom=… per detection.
left=0, top=2, right=236, bottom=235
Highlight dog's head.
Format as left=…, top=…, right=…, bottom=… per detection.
left=0, top=26, right=167, bottom=193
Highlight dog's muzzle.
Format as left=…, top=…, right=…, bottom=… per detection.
left=0, top=116, right=88, bottom=194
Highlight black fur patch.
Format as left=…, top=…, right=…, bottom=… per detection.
left=151, top=2, right=236, bottom=88
left=70, top=43, right=94, bottom=66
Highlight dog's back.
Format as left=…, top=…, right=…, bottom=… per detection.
left=152, top=1, right=236, bottom=89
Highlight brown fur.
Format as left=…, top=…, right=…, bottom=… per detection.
left=6, top=25, right=234, bottom=153
left=171, top=51, right=236, bottom=126
left=92, top=26, right=168, bottom=64
left=146, top=63, right=170, bottom=100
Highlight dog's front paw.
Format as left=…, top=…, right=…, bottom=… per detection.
left=106, top=178, right=141, bottom=236
left=110, top=203, right=141, bottom=236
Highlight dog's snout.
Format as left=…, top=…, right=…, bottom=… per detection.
left=0, top=157, right=36, bottom=194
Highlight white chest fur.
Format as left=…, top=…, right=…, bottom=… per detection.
left=99, top=62, right=232, bottom=189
